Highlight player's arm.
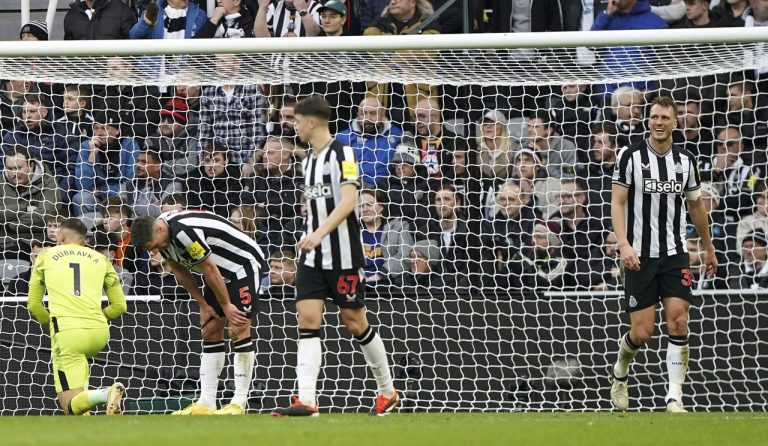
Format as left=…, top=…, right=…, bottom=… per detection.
left=611, top=183, right=641, bottom=272
left=198, top=256, right=248, bottom=325
left=103, top=264, right=128, bottom=320
left=26, top=262, right=50, bottom=326
left=165, top=258, right=207, bottom=305
left=297, top=183, right=357, bottom=253
left=688, top=196, right=718, bottom=277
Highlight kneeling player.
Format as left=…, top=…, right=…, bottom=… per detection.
left=132, top=210, right=265, bottom=415
left=27, top=218, right=127, bottom=415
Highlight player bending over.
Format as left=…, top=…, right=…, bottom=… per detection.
left=273, top=95, right=398, bottom=417
left=27, top=218, right=127, bottom=415
left=132, top=210, right=265, bottom=415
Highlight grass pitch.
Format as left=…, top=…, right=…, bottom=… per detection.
left=1, top=412, right=766, bottom=446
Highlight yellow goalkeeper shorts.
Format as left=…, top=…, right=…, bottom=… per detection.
left=51, top=327, right=109, bottom=394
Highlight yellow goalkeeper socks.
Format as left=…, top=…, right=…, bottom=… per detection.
left=68, top=388, right=108, bottom=415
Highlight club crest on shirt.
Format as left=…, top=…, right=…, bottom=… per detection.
left=674, top=163, right=684, bottom=174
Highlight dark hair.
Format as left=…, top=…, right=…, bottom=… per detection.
left=131, top=215, right=157, bottom=250
left=4, top=144, right=33, bottom=162
left=204, top=141, right=230, bottom=159
left=23, top=93, right=47, bottom=107
left=64, top=84, right=91, bottom=106
left=294, top=95, right=332, bottom=121
left=100, top=196, right=134, bottom=220
left=650, top=96, right=676, bottom=111
left=142, top=148, right=162, bottom=164
left=530, top=110, right=554, bottom=129
left=360, top=187, right=389, bottom=219
left=270, top=247, right=297, bottom=263
left=282, top=96, right=298, bottom=108
left=60, top=218, right=87, bottom=239
left=161, top=193, right=187, bottom=208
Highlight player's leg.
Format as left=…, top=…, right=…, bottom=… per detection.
left=215, top=279, right=258, bottom=415
left=659, top=253, right=695, bottom=412
left=332, top=269, right=398, bottom=416
left=54, top=328, right=123, bottom=415
left=611, top=259, right=659, bottom=411
left=173, top=297, right=226, bottom=415
left=339, top=306, right=399, bottom=416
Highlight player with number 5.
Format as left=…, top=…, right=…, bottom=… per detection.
left=131, top=209, right=266, bottom=415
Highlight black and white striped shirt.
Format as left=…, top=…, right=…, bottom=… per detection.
left=266, top=0, right=321, bottom=37
left=613, top=140, right=702, bottom=258
left=301, top=138, right=365, bottom=270
left=158, top=210, right=265, bottom=282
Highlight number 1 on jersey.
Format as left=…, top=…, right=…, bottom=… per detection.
left=69, top=262, right=81, bottom=296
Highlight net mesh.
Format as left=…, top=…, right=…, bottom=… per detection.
left=1, top=41, right=768, bottom=414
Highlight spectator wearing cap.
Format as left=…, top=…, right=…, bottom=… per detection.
left=509, top=220, right=582, bottom=291
left=254, top=0, right=322, bottom=38
left=20, top=20, right=49, bottom=41
left=336, top=96, right=403, bottom=186
left=317, top=0, right=348, bottom=36
left=525, top=110, right=577, bottom=179
left=397, top=239, right=450, bottom=290
left=733, top=229, right=768, bottom=289
left=121, top=148, right=182, bottom=218
left=146, top=96, right=199, bottom=176
left=376, top=143, right=431, bottom=230
left=476, top=110, right=514, bottom=180
left=359, top=188, right=414, bottom=287
left=510, top=148, right=562, bottom=220
left=195, top=0, right=255, bottom=38
left=2, top=93, right=79, bottom=194
left=130, top=0, right=207, bottom=39
left=64, top=0, right=136, bottom=40
left=72, top=110, right=139, bottom=216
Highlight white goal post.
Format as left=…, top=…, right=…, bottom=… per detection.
left=1, top=29, right=767, bottom=414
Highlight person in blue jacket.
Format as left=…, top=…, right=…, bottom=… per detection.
left=335, top=96, right=403, bottom=186
left=591, top=0, right=667, bottom=102
left=130, top=0, right=207, bottom=39
left=73, top=111, right=139, bottom=217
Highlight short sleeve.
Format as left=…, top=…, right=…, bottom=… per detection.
left=175, top=228, right=212, bottom=264
left=685, top=159, right=701, bottom=191
left=612, top=146, right=632, bottom=187
left=308, top=0, right=322, bottom=26
left=266, top=4, right=276, bottom=35
left=337, top=145, right=360, bottom=187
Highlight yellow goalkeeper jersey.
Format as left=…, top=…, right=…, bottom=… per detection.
left=27, top=243, right=127, bottom=332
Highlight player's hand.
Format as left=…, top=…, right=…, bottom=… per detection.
left=619, top=242, right=640, bottom=272
left=297, top=231, right=323, bottom=253
left=223, top=303, right=249, bottom=326
left=704, top=245, right=718, bottom=278
left=258, top=0, right=272, bottom=8
left=144, top=0, right=159, bottom=24
left=199, top=302, right=220, bottom=326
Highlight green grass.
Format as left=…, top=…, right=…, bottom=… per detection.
left=1, top=413, right=766, bottom=446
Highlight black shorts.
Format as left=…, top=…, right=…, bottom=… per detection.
left=295, top=264, right=366, bottom=309
left=202, top=275, right=259, bottom=319
left=623, top=252, right=694, bottom=313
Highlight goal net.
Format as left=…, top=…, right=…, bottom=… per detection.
left=1, top=31, right=767, bottom=414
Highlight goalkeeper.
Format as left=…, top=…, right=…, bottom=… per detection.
left=27, top=218, right=127, bottom=415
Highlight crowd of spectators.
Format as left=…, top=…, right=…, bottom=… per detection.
left=2, top=0, right=768, bottom=298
